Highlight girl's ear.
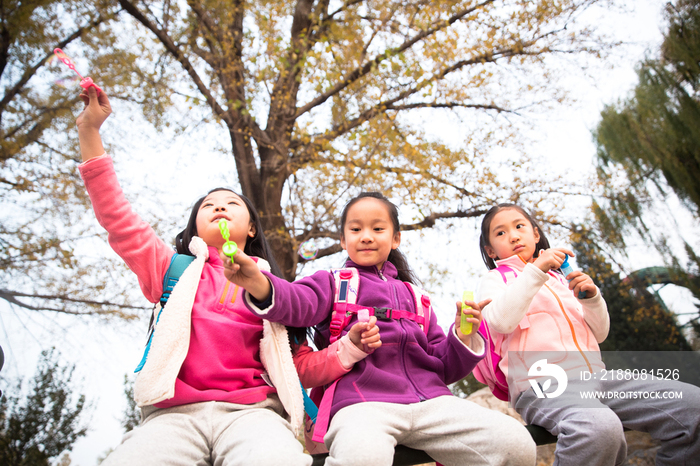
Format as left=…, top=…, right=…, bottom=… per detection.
left=340, top=235, right=347, bottom=251
left=485, top=245, right=498, bottom=259
left=533, top=226, right=540, bottom=244
left=248, top=222, right=256, bottom=238
left=391, top=231, right=401, bottom=250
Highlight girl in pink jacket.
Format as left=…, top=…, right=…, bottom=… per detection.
left=77, top=87, right=316, bottom=466
left=477, top=203, right=700, bottom=466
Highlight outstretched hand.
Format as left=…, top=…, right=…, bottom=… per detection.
left=220, top=249, right=271, bottom=302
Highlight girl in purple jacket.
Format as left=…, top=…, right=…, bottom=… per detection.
left=223, top=192, right=536, bottom=466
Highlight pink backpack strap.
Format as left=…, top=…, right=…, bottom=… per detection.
left=472, top=320, right=509, bottom=401
left=311, top=379, right=340, bottom=443
left=494, top=264, right=518, bottom=283
left=405, top=283, right=431, bottom=335
left=472, top=265, right=514, bottom=401
left=329, top=268, right=360, bottom=343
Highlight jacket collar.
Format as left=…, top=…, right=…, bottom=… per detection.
left=494, top=254, right=529, bottom=273
left=344, top=259, right=398, bottom=279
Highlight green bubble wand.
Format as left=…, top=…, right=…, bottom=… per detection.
left=219, top=219, right=238, bottom=262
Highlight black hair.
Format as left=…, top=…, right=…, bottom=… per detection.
left=175, top=188, right=284, bottom=278
left=339, top=192, right=420, bottom=285
left=479, top=203, right=551, bottom=270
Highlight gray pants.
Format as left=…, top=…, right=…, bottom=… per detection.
left=102, top=396, right=311, bottom=466
left=324, top=395, right=536, bottom=466
left=515, top=377, right=700, bottom=466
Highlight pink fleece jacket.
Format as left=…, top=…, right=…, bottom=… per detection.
left=478, top=254, right=609, bottom=400
left=80, top=154, right=275, bottom=407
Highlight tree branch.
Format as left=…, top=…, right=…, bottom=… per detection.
left=0, top=13, right=113, bottom=115
left=294, top=0, right=496, bottom=118
left=0, top=289, right=146, bottom=316
left=118, top=0, right=237, bottom=128
left=402, top=209, right=489, bottom=230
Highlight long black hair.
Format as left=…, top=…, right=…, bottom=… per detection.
left=175, top=188, right=283, bottom=279
left=339, top=192, right=420, bottom=285
left=478, top=203, right=551, bottom=270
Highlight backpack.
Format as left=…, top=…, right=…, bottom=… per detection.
left=134, top=253, right=195, bottom=373
left=472, top=264, right=568, bottom=402
left=304, top=267, right=433, bottom=450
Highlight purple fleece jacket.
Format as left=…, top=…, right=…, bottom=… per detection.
left=244, top=260, right=485, bottom=421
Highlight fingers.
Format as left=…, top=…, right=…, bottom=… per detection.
left=454, top=298, right=491, bottom=314
left=569, top=272, right=597, bottom=298
left=360, top=316, right=381, bottom=349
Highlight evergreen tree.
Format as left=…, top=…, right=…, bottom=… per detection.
left=0, top=348, right=89, bottom=466
left=572, top=230, right=691, bottom=351
left=593, top=0, right=700, bottom=247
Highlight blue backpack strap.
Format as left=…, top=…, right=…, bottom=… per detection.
left=160, top=254, right=196, bottom=307
left=134, top=253, right=195, bottom=373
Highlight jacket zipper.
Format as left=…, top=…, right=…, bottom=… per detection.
left=544, top=283, right=593, bottom=373
left=392, top=281, right=426, bottom=401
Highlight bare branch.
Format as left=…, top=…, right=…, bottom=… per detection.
left=295, top=0, right=496, bottom=118
left=0, top=13, right=114, bottom=115
left=402, top=209, right=489, bottom=231
left=0, top=289, right=146, bottom=316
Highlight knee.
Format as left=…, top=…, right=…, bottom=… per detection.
left=253, top=449, right=311, bottom=466
left=326, top=443, right=394, bottom=466
left=568, top=409, right=625, bottom=449
left=499, top=419, right=537, bottom=465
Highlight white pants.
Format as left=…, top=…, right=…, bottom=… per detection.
left=324, top=395, right=536, bottom=466
left=103, top=396, right=311, bottom=466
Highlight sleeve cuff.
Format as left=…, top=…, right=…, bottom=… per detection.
left=451, top=325, right=485, bottom=356
left=337, top=334, right=369, bottom=369
left=244, top=277, right=275, bottom=315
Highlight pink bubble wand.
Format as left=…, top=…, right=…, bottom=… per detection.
left=53, top=48, right=102, bottom=94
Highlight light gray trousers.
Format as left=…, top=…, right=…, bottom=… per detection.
left=102, top=396, right=311, bottom=466
left=515, top=376, right=700, bottom=466
left=323, top=395, right=536, bottom=466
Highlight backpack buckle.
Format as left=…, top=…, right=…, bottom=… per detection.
left=373, top=307, right=392, bottom=320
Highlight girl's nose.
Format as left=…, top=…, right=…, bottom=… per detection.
left=214, top=205, right=227, bottom=212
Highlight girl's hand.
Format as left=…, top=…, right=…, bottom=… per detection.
left=220, top=249, right=271, bottom=302
left=76, top=87, right=111, bottom=162
left=566, top=270, right=598, bottom=299
left=454, top=298, right=490, bottom=348
left=533, top=247, right=574, bottom=273
left=76, top=86, right=111, bottom=132
left=348, top=316, right=382, bottom=353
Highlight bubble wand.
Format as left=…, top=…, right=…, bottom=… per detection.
left=53, top=48, right=102, bottom=94
left=561, top=254, right=586, bottom=299
left=219, top=219, right=238, bottom=263
left=460, top=291, right=475, bottom=335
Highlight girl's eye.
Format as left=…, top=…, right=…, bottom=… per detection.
left=495, top=231, right=504, bottom=236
